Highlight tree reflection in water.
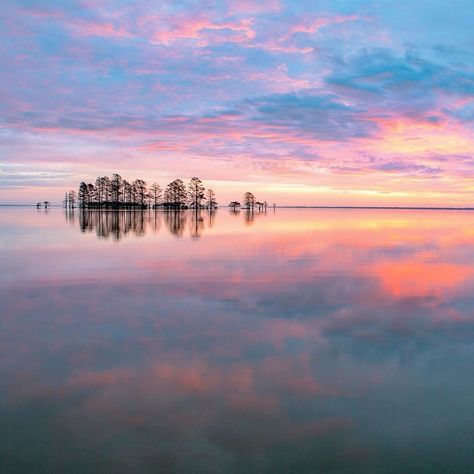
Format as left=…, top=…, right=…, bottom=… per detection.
left=78, top=209, right=152, bottom=240
left=73, top=208, right=268, bottom=240
left=164, top=210, right=187, bottom=237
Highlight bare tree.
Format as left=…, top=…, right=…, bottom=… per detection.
left=133, top=179, right=147, bottom=207
left=206, top=189, right=218, bottom=209
left=68, top=190, right=76, bottom=208
left=188, top=177, right=205, bottom=209
left=146, top=192, right=153, bottom=208
left=150, top=183, right=162, bottom=208
left=78, top=182, right=88, bottom=208
left=87, top=183, right=96, bottom=206
left=111, top=173, right=123, bottom=206
left=122, top=180, right=131, bottom=206
left=165, top=179, right=187, bottom=209
left=95, top=177, right=104, bottom=203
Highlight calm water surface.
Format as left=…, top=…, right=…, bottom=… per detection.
left=1, top=208, right=473, bottom=473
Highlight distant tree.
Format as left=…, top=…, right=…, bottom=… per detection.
left=43, top=201, right=50, bottom=209
left=133, top=179, right=147, bottom=207
left=188, top=177, right=205, bottom=209
left=103, top=176, right=111, bottom=203
left=78, top=182, right=88, bottom=208
left=165, top=179, right=187, bottom=209
left=150, top=183, right=162, bottom=207
left=130, top=181, right=138, bottom=205
left=68, top=190, right=76, bottom=208
left=63, top=192, right=69, bottom=208
left=206, top=188, right=218, bottom=209
left=111, top=173, right=123, bottom=205
left=228, top=201, right=241, bottom=211
left=36, top=202, right=42, bottom=208
left=243, top=192, right=255, bottom=210
left=95, top=176, right=108, bottom=204
left=95, top=177, right=102, bottom=203
left=122, top=180, right=131, bottom=205
left=146, top=192, right=153, bottom=208
left=87, top=183, right=96, bottom=206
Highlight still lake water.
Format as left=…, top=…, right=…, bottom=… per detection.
left=1, top=207, right=473, bottom=473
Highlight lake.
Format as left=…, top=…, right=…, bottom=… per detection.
left=1, top=207, right=473, bottom=473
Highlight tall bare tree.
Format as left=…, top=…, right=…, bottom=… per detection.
left=206, top=189, right=218, bottom=209
left=188, top=177, right=205, bottom=209
left=111, top=173, right=123, bottom=205
left=68, top=190, right=76, bottom=208
left=78, top=182, right=88, bottom=208
left=133, top=179, right=147, bottom=207
left=165, top=179, right=187, bottom=208
left=87, top=183, right=96, bottom=205
left=123, top=180, right=132, bottom=205
left=150, top=183, right=162, bottom=207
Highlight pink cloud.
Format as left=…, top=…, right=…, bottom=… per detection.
left=71, top=20, right=134, bottom=39
left=149, top=15, right=255, bottom=45
left=288, top=14, right=363, bottom=36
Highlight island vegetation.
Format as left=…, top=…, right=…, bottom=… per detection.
left=64, top=174, right=218, bottom=210
left=61, top=173, right=272, bottom=212
left=36, top=201, right=50, bottom=209
left=229, top=192, right=268, bottom=211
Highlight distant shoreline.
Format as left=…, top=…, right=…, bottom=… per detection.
left=276, top=206, right=474, bottom=211
left=1, top=204, right=474, bottom=211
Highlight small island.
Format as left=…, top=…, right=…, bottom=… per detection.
left=61, top=173, right=270, bottom=212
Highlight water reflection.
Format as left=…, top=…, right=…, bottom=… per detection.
left=1, top=208, right=473, bottom=473
left=72, top=208, right=267, bottom=240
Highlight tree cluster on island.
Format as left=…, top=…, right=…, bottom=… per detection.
left=64, top=174, right=218, bottom=210
left=228, top=192, right=269, bottom=211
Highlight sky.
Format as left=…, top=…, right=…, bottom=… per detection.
left=0, top=0, right=473, bottom=206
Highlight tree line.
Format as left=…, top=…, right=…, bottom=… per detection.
left=65, top=174, right=218, bottom=210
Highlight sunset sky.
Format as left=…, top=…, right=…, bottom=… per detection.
left=1, top=0, right=473, bottom=205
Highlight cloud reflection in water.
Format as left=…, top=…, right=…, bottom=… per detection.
left=1, top=208, right=473, bottom=473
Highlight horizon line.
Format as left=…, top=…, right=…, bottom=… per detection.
left=2, top=204, right=474, bottom=211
